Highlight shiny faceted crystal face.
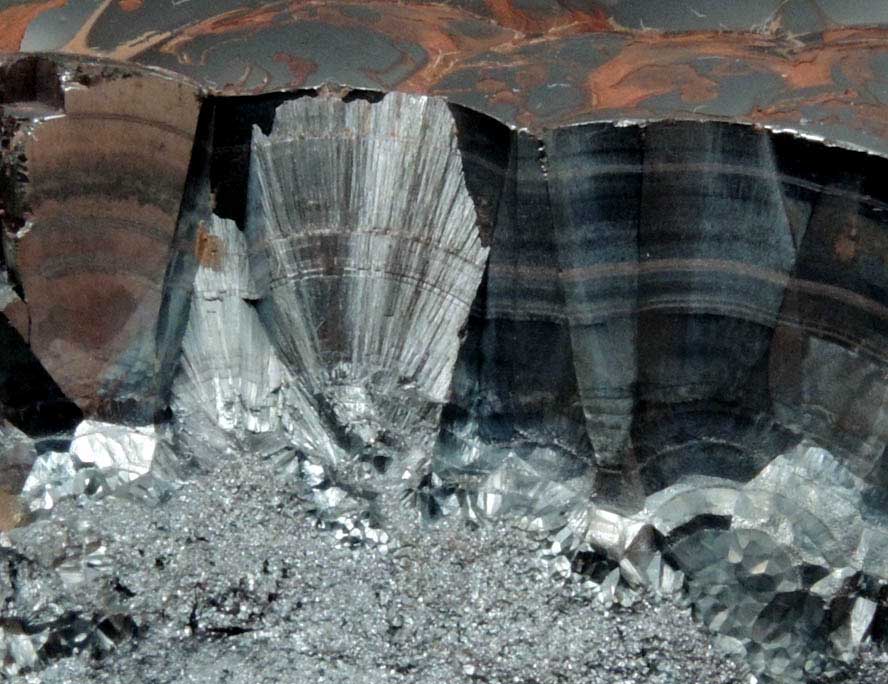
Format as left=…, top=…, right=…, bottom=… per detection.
left=1, top=62, right=888, bottom=684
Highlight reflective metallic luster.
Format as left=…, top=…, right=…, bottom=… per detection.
left=644, top=442, right=888, bottom=681
left=0, top=620, right=41, bottom=678
left=247, top=92, right=487, bottom=430
left=70, top=420, right=157, bottom=481
left=168, top=87, right=888, bottom=677
left=21, top=450, right=76, bottom=512
left=7, top=3, right=888, bottom=156
left=21, top=420, right=178, bottom=513
left=397, top=436, right=888, bottom=680
left=1, top=38, right=887, bottom=683
left=172, top=215, right=295, bottom=438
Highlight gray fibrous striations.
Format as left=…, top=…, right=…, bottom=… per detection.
left=2, top=70, right=888, bottom=684
left=248, top=93, right=488, bottom=439
left=173, top=214, right=293, bottom=438
left=171, top=213, right=340, bottom=463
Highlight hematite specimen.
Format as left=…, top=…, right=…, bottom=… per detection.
left=2, top=17, right=888, bottom=683
left=247, top=93, right=488, bottom=446
left=0, top=66, right=200, bottom=422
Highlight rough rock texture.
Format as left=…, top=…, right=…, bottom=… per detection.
left=7, top=2, right=888, bottom=158
left=5, top=446, right=886, bottom=684
left=2, top=71, right=888, bottom=683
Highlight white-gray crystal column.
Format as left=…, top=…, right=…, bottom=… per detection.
left=170, top=215, right=339, bottom=459
left=247, top=93, right=488, bottom=404
left=172, top=215, right=289, bottom=435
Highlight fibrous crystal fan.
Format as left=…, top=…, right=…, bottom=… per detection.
left=248, top=93, right=488, bottom=447
left=3, top=3, right=888, bottom=683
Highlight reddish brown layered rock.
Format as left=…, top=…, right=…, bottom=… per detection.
left=5, top=1, right=888, bottom=157
left=3, top=69, right=200, bottom=418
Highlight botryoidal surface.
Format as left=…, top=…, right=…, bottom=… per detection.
left=3, top=90, right=888, bottom=683
left=0, top=448, right=761, bottom=684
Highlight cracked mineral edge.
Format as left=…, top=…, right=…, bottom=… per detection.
left=2, top=89, right=888, bottom=684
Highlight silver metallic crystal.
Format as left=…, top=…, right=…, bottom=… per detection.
left=20, top=420, right=178, bottom=513
left=4, top=92, right=888, bottom=684
left=172, top=215, right=285, bottom=435
left=247, top=92, right=488, bottom=444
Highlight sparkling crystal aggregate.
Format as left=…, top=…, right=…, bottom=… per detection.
left=2, top=84, right=888, bottom=684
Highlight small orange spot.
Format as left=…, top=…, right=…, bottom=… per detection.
left=0, top=0, right=67, bottom=53
left=490, top=90, right=520, bottom=107
left=273, top=53, right=317, bottom=88
left=835, top=234, right=857, bottom=263
left=783, top=51, right=835, bottom=90
left=0, top=493, right=25, bottom=532
left=476, top=78, right=506, bottom=94
left=195, top=223, right=224, bottom=270
left=119, top=0, right=143, bottom=11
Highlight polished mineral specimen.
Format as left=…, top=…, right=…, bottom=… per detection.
left=247, top=92, right=488, bottom=447
left=0, top=71, right=200, bottom=421
left=171, top=215, right=296, bottom=441
left=3, top=54, right=888, bottom=684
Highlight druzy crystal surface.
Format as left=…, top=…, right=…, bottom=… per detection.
left=3, top=6, right=888, bottom=682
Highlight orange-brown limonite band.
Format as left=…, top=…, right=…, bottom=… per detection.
left=1, top=0, right=887, bottom=153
